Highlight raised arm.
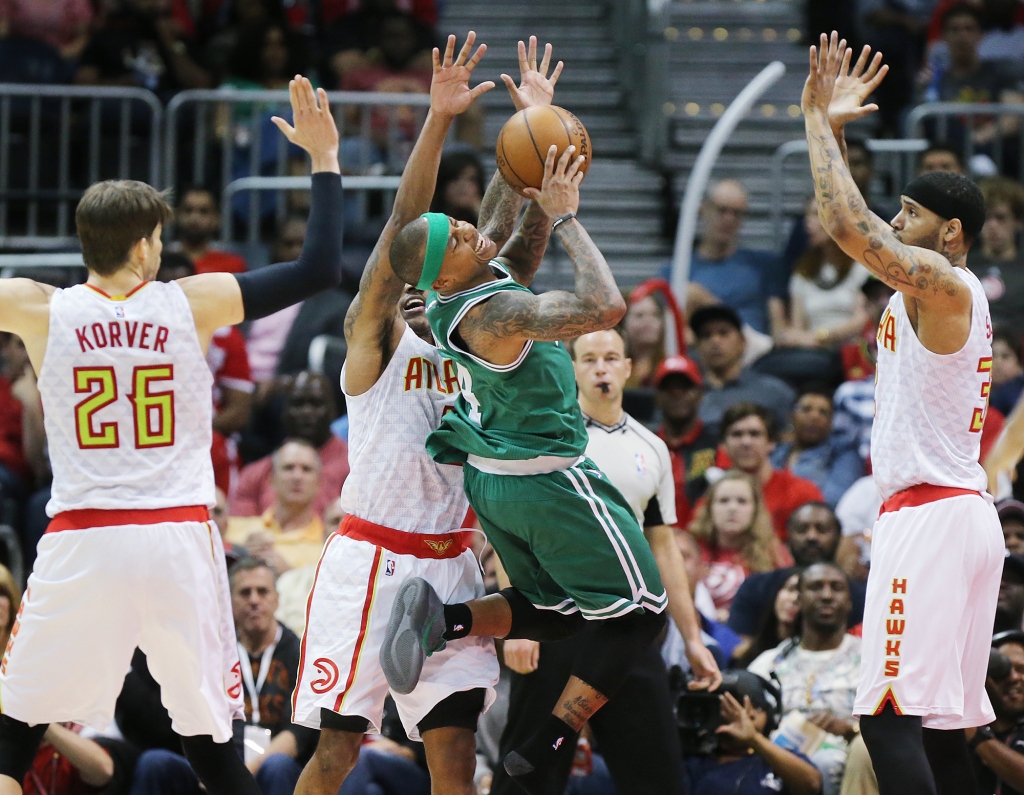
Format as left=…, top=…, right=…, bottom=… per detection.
left=477, top=37, right=564, bottom=259
left=462, top=145, right=624, bottom=345
left=181, top=76, right=343, bottom=349
left=802, top=34, right=967, bottom=309
left=343, top=32, right=493, bottom=395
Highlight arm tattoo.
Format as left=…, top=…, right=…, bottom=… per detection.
left=498, top=201, right=550, bottom=286
left=805, top=117, right=960, bottom=300
left=477, top=170, right=524, bottom=250
left=460, top=220, right=623, bottom=343
left=343, top=244, right=403, bottom=345
left=559, top=694, right=596, bottom=732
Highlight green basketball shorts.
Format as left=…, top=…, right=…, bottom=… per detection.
left=464, top=458, right=667, bottom=619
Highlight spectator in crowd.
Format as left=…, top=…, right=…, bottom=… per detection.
left=835, top=475, right=881, bottom=583
left=655, top=355, right=719, bottom=529
left=622, top=292, right=667, bottom=388
left=734, top=570, right=801, bottom=668
left=925, top=0, right=1024, bottom=62
left=770, top=197, right=871, bottom=351
left=747, top=562, right=861, bottom=795
left=770, top=386, right=864, bottom=507
left=199, top=0, right=291, bottom=81
left=719, top=402, right=825, bottom=540
left=0, top=563, right=19, bottom=651
left=0, top=0, right=91, bottom=61
left=324, top=0, right=434, bottom=86
left=230, top=558, right=317, bottom=788
left=974, top=177, right=1024, bottom=338
left=992, top=329, right=1024, bottom=416
left=730, top=503, right=867, bottom=650
left=429, top=151, right=484, bottom=224
left=75, top=0, right=211, bottom=101
left=172, top=187, right=248, bottom=274
left=688, top=471, right=789, bottom=621
left=233, top=372, right=349, bottom=517
left=917, top=143, right=966, bottom=175
left=682, top=180, right=783, bottom=334
left=838, top=278, right=895, bottom=382
left=690, top=306, right=796, bottom=433
left=970, top=630, right=1024, bottom=794
left=274, top=496, right=342, bottom=636
left=1000, top=500, right=1024, bottom=555
left=663, top=529, right=743, bottom=668
left=227, top=440, right=327, bottom=572
left=223, top=19, right=305, bottom=91
left=997, top=553, right=1024, bottom=634
left=683, top=670, right=822, bottom=795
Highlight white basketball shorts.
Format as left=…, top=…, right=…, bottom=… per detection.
left=854, top=486, right=1003, bottom=729
left=292, top=516, right=498, bottom=741
left=0, top=507, right=244, bottom=741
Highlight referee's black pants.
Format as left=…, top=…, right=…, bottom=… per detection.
left=491, top=624, right=684, bottom=795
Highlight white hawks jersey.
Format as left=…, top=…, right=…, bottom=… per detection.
left=40, top=281, right=215, bottom=515
left=340, top=324, right=467, bottom=534
left=870, top=267, right=993, bottom=501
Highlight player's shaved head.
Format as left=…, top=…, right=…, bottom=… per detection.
left=390, top=218, right=430, bottom=287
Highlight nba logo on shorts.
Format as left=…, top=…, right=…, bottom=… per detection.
left=385, top=559, right=395, bottom=576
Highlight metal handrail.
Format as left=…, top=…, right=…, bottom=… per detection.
left=221, top=175, right=403, bottom=243
left=904, top=102, right=1024, bottom=180
left=768, top=138, right=931, bottom=249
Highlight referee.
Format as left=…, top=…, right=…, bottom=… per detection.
left=491, top=328, right=719, bottom=795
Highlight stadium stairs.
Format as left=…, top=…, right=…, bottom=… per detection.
left=438, top=0, right=670, bottom=291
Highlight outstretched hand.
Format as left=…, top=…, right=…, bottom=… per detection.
left=523, top=144, right=586, bottom=218
left=716, top=693, right=759, bottom=746
left=271, top=76, right=340, bottom=173
left=829, top=43, right=888, bottom=130
left=501, top=36, right=564, bottom=112
left=430, top=32, right=495, bottom=117
left=801, top=31, right=846, bottom=118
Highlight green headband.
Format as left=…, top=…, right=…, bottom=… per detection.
left=416, top=212, right=449, bottom=291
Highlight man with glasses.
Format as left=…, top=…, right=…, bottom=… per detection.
left=686, top=180, right=785, bottom=334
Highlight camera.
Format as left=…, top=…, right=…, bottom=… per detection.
left=671, top=668, right=783, bottom=756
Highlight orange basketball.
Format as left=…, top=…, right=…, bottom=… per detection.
left=496, top=105, right=591, bottom=196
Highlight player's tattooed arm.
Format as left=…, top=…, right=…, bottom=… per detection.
left=461, top=218, right=623, bottom=344
left=495, top=199, right=550, bottom=287
left=477, top=170, right=524, bottom=252
left=802, top=33, right=966, bottom=306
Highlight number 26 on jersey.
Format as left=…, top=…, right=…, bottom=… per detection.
left=74, top=365, right=175, bottom=449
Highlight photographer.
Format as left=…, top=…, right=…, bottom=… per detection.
left=968, top=631, right=1024, bottom=794
left=682, top=671, right=822, bottom=795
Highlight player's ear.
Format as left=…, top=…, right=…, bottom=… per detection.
left=943, top=218, right=965, bottom=251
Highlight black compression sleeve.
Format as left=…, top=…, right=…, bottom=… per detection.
left=234, top=172, right=343, bottom=320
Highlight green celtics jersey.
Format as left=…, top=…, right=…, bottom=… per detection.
left=425, top=262, right=588, bottom=463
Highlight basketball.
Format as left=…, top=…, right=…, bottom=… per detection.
left=496, top=105, right=591, bottom=196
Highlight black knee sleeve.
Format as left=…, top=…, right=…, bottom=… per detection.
left=569, top=608, right=667, bottom=698
left=320, top=709, right=370, bottom=734
left=417, top=688, right=487, bottom=734
left=180, top=735, right=261, bottom=795
left=860, top=706, right=935, bottom=795
left=922, top=727, right=978, bottom=795
left=501, top=588, right=586, bottom=642
left=0, top=715, right=46, bottom=783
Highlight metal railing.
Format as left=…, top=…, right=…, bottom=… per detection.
left=221, top=175, right=402, bottom=244
left=905, top=102, right=1024, bottom=181
left=165, top=89, right=430, bottom=236
left=768, top=138, right=931, bottom=249
left=0, top=84, right=162, bottom=247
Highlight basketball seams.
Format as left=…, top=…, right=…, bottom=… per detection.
left=551, top=107, right=574, bottom=155
left=521, top=113, right=548, bottom=181
left=497, top=127, right=530, bottom=194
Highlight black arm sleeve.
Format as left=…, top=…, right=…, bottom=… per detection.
left=234, top=172, right=344, bottom=320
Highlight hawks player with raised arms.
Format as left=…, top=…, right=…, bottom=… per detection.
left=289, top=34, right=567, bottom=795
left=0, top=77, right=343, bottom=795
left=804, top=33, right=1002, bottom=795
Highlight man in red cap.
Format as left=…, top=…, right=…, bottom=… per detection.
left=655, top=354, right=719, bottom=528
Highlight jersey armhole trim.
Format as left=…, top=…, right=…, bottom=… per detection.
left=446, top=293, right=533, bottom=373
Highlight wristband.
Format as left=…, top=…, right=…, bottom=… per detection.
left=969, top=725, right=997, bottom=750
left=552, top=213, right=577, bottom=232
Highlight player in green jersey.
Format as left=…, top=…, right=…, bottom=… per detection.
left=381, top=89, right=720, bottom=793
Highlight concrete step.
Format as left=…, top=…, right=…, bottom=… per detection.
left=667, top=1, right=802, bottom=26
